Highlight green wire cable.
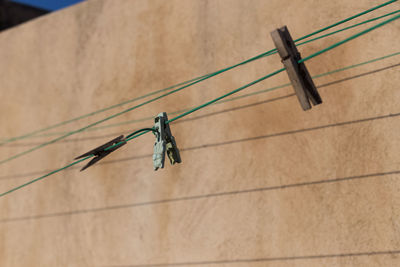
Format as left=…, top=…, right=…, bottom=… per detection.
left=109, top=14, right=400, bottom=150
left=1, top=6, right=399, bottom=198
left=0, top=76, right=206, bottom=144
left=300, top=14, right=400, bottom=63
left=0, top=49, right=270, bottom=146
left=166, top=69, right=285, bottom=124
left=1, top=50, right=397, bottom=182
left=0, top=48, right=268, bottom=146
left=1, top=0, right=397, bottom=144
left=0, top=156, right=92, bottom=198
left=0, top=51, right=274, bottom=166
left=258, top=9, right=400, bottom=58
left=125, top=128, right=157, bottom=139
left=169, top=14, right=400, bottom=124
left=12, top=8, right=400, bottom=139
left=294, top=0, right=397, bottom=43
left=50, top=10, right=400, bottom=134
left=0, top=49, right=396, bottom=152
left=11, top=50, right=400, bottom=145
left=296, top=9, right=400, bottom=47
left=220, top=51, right=400, bottom=103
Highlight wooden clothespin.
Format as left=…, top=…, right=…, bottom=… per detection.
left=75, top=135, right=126, bottom=171
left=271, top=26, right=322, bottom=110
left=153, top=112, right=182, bottom=171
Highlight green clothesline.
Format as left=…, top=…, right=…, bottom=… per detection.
left=1, top=4, right=398, bottom=168
left=1, top=12, right=398, bottom=198
left=0, top=0, right=397, bottom=145
left=169, top=14, right=400, bottom=125
left=1, top=50, right=398, bottom=149
left=22, top=9, right=400, bottom=138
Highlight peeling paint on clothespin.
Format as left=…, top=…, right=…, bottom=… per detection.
left=271, top=26, right=322, bottom=110
left=153, top=112, right=181, bottom=171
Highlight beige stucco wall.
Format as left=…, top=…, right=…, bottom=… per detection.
left=1, top=0, right=400, bottom=266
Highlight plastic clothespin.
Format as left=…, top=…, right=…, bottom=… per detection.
left=74, top=135, right=126, bottom=171
left=271, top=26, right=322, bottom=111
left=152, top=112, right=181, bottom=171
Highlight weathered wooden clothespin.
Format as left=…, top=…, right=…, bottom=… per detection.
left=75, top=135, right=126, bottom=171
left=153, top=112, right=181, bottom=171
left=271, top=26, right=322, bottom=110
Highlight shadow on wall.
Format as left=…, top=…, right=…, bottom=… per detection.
left=1, top=111, right=400, bottom=181
left=102, top=250, right=400, bottom=266
left=1, top=62, right=399, bottom=148
left=0, top=63, right=398, bottom=183
left=0, top=64, right=399, bottom=227
left=1, top=169, right=400, bottom=223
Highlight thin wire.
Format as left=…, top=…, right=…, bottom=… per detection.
left=221, top=51, right=400, bottom=103
left=118, top=14, right=400, bottom=147
left=125, top=128, right=157, bottom=140
left=0, top=156, right=92, bottom=197
left=0, top=54, right=277, bottom=167
left=11, top=8, right=400, bottom=139
left=0, top=77, right=205, bottom=145
left=102, top=13, right=400, bottom=154
left=2, top=50, right=397, bottom=150
left=293, top=0, right=398, bottom=43
left=296, top=9, right=400, bottom=47
left=1, top=6, right=399, bottom=198
left=169, top=17, right=400, bottom=124
left=62, top=50, right=400, bottom=134
left=1, top=0, right=396, bottom=143
left=300, top=14, right=400, bottom=63
left=83, top=13, right=400, bottom=132
left=0, top=50, right=272, bottom=165
left=166, top=69, right=285, bottom=124
left=0, top=55, right=270, bottom=146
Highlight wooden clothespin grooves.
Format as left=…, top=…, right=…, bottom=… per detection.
left=153, top=112, right=182, bottom=171
left=271, top=26, right=322, bottom=110
left=75, top=135, right=126, bottom=171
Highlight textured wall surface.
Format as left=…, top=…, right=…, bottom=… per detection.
left=0, top=0, right=400, bottom=266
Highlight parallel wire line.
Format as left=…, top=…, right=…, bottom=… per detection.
left=1, top=13, right=399, bottom=198
left=1, top=110, right=399, bottom=182
left=0, top=44, right=267, bottom=145
left=0, top=1, right=396, bottom=144
left=22, top=9, right=400, bottom=138
left=0, top=52, right=271, bottom=165
left=164, top=15, right=400, bottom=126
left=0, top=76, right=204, bottom=144
left=1, top=5, right=398, bottom=167
left=2, top=50, right=397, bottom=148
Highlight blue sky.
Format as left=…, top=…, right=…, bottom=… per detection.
left=11, top=0, right=85, bottom=11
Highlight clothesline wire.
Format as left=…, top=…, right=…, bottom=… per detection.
left=1, top=50, right=398, bottom=149
left=0, top=0, right=396, bottom=145
left=21, top=9, right=400, bottom=138
left=1, top=4, right=397, bottom=167
left=1, top=12, right=398, bottom=198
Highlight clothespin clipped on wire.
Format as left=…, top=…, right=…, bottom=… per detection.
left=74, top=127, right=155, bottom=171
left=271, top=26, right=322, bottom=111
left=74, top=135, right=127, bottom=171
left=74, top=113, right=180, bottom=172
left=152, top=112, right=182, bottom=170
